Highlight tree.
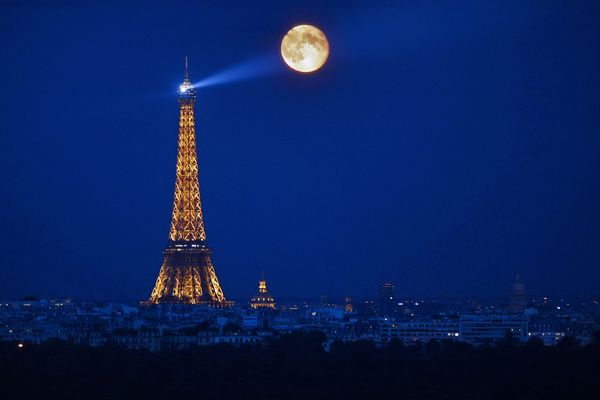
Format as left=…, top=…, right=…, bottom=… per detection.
left=556, top=335, right=579, bottom=349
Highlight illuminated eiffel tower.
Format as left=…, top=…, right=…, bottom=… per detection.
left=149, top=58, right=230, bottom=305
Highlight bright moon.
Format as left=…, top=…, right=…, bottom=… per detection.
left=281, top=25, right=329, bottom=73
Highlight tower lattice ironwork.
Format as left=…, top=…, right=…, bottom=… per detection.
left=149, top=58, right=229, bottom=305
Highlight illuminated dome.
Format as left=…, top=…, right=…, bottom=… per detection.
left=250, top=274, right=276, bottom=309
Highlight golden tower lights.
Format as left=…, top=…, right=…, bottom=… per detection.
left=149, top=58, right=229, bottom=305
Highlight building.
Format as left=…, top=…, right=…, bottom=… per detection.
left=528, top=315, right=567, bottom=345
left=114, top=328, right=161, bottom=352
left=379, top=283, right=396, bottom=316
left=380, top=318, right=460, bottom=344
left=459, top=314, right=528, bottom=344
left=509, top=274, right=527, bottom=312
left=344, top=297, right=353, bottom=313
left=149, top=58, right=229, bottom=306
left=249, top=274, right=276, bottom=309
left=213, top=334, right=260, bottom=346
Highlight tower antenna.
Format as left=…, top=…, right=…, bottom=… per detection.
left=184, top=56, right=189, bottom=80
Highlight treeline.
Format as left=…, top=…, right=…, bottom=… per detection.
left=2, top=332, right=599, bottom=399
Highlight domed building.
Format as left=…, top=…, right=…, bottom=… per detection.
left=509, top=274, right=527, bottom=311
left=250, top=274, right=276, bottom=309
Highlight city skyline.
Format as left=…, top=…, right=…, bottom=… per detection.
left=1, top=0, right=599, bottom=301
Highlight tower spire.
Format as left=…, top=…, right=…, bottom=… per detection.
left=185, top=55, right=189, bottom=81
left=179, top=56, right=193, bottom=94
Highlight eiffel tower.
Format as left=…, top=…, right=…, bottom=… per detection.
left=149, top=58, right=230, bottom=305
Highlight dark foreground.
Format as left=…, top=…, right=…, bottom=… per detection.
left=2, top=332, right=599, bottom=400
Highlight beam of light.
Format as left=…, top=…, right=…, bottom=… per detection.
left=192, top=54, right=281, bottom=89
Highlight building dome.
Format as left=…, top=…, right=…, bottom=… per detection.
left=250, top=274, right=276, bottom=309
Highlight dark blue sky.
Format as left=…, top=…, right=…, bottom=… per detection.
left=1, top=0, right=599, bottom=301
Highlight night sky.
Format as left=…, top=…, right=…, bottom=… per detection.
left=1, top=0, right=599, bottom=301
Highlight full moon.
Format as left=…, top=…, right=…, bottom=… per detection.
left=281, top=25, right=329, bottom=73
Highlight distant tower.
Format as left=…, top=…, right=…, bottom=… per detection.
left=509, top=274, right=527, bottom=312
left=319, top=294, right=328, bottom=305
left=250, top=272, right=276, bottom=309
left=379, top=282, right=395, bottom=316
left=149, top=58, right=229, bottom=305
left=344, top=297, right=353, bottom=313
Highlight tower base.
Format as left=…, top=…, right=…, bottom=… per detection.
left=149, top=243, right=227, bottom=305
